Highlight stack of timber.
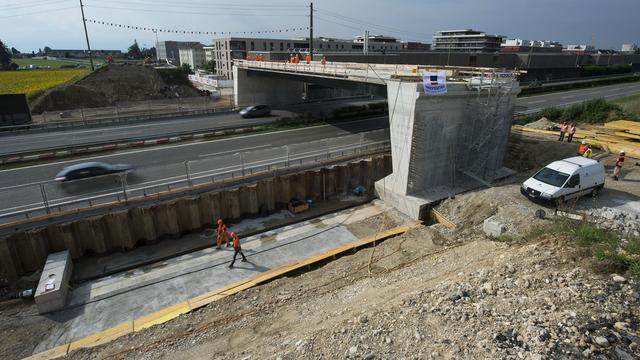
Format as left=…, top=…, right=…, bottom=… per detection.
left=512, top=119, right=640, bottom=158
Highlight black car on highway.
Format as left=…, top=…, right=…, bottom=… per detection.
left=54, top=161, right=132, bottom=182
left=239, top=105, right=271, bottom=118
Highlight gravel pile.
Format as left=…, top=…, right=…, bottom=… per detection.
left=588, top=207, right=640, bottom=236
left=524, top=117, right=561, bottom=131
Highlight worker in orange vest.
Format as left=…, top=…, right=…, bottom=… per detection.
left=567, top=122, right=576, bottom=143
left=305, top=53, right=311, bottom=64
left=613, top=150, right=625, bottom=180
left=290, top=54, right=294, bottom=63
left=578, top=140, right=588, bottom=156
left=215, top=219, right=230, bottom=249
left=294, top=53, right=300, bottom=64
left=582, top=144, right=592, bottom=158
left=228, top=232, right=247, bottom=268
left=558, top=121, right=567, bottom=141
left=321, top=55, right=327, bottom=66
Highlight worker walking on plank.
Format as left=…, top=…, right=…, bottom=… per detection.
left=613, top=150, right=625, bottom=181
left=578, top=140, right=588, bottom=156
left=567, top=122, right=576, bottom=143
left=228, top=232, right=247, bottom=268
left=558, top=121, right=567, bottom=141
left=215, top=219, right=230, bottom=249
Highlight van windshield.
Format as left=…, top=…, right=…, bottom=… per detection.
left=533, top=167, right=570, bottom=188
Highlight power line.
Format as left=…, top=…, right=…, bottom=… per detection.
left=84, top=3, right=307, bottom=17
left=86, top=18, right=309, bottom=36
left=0, top=5, right=77, bottom=19
left=100, top=0, right=306, bottom=10
left=315, top=7, right=431, bottom=39
left=1, top=0, right=72, bottom=11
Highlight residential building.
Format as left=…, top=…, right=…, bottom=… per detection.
left=157, top=41, right=202, bottom=65
left=621, top=43, right=638, bottom=53
left=433, top=29, right=504, bottom=53
left=501, top=39, right=562, bottom=53
left=203, top=45, right=215, bottom=63
left=563, top=44, right=596, bottom=53
left=212, top=35, right=430, bottom=79
left=178, top=43, right=206, bottom=70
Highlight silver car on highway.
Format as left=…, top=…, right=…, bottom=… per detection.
left=54, top=162, right=132, bottom=182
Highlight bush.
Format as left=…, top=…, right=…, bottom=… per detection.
left=515, top=98, right=637, bottom=125
left=582, top=64, right=632, bottom=77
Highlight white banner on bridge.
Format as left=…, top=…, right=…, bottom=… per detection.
left=422, top=71, right=447, bottom=95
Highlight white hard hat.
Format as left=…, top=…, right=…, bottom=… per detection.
left=619, top=150, right=625, bottom=155
left=581, top=140, right=586, bottom=145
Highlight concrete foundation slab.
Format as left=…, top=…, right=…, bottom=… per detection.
left=33, top=203, right=403, bottom=355
left=34, top=251, right=72, bottom=314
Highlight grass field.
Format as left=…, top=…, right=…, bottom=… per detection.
left=0, top=68, right=90, bottom=97
left=612, top=93, right=640, bottom=117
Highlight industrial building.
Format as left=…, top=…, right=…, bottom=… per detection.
left=501, top=39, right=563, bottom=53
left=433, top=29, right=504, bottom=53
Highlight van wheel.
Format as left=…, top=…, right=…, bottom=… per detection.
left=591, top=187, right=600, bottom=198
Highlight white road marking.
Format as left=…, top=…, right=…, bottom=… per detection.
left=0, top=117, right=385, bottom=174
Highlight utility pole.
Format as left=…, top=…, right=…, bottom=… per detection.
left=79, top=0, right=94, bottom=71
left=309, top=2, right=313, bottom=58
left=153, top=30, right=160, bottom=62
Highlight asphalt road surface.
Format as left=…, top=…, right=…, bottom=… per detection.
left=2, top=82, right=638, bottom=156
left=516, top=81, right=640, bottom=114
left=0, top=117, right=389, bottom=219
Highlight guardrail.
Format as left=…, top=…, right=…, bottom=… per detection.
left=0, top=99, right=235, bottom=134
left=0, top=130, right=390, bottom=224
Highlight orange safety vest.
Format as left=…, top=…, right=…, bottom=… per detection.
left=232, top=234, right=240, bottom=248
left=578, top=144, right=587, bottom=155
left=582, top=148, right=592, bottom=158
left=569, top=125, right=576, bottom=134
left=560, top=124, right=567, bottom=132
left=305, top=54, right=311, bottom=64
left=615, top=157, right=625, bottom=168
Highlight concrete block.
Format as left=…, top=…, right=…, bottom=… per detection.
left=483, top=217, right=507, bottom=237
left=197, top=193, right=214, bottom=227
left=72, top=217, right=108, bottom=255
left=176, top=198, right=201, bottom=233
left=35, top=251, right=72, bottom=314
left=153, top=202, right=180, bottom=238
left=220, top=188, right=241, bottom=220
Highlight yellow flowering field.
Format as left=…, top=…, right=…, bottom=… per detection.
left=0, top=69, right=90, bottom=97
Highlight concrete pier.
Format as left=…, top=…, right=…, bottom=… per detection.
left=376, top=80, right=519, bottom=219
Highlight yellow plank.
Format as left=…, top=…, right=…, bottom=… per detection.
left=604, top=120, right=640, bottom=132
left=133, top=301, right=191, bottom=331
left=613, top=131, right=640, bottom=140
left=68, top=321, right=133, bottom=351
left=187, top=291, right=228, bottom=310
left=430, top=209, right=457, bottom=229
left=219, top=281, right=256, bottom=295
left=22, top=344, right=69, bottom=360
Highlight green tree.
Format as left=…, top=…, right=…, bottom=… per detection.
left=181, top=63, right=192, bottom=74
left=11, top=47, right=19, bottom=55
left=204, top=59, right=216, bottom=74
left=43, top=46, right=51, bottom=54
left=0, top=39, right=12, bottom=70
left=127, top=40, right=142, bottom=59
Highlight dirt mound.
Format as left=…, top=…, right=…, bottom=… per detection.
left=525, top=117, right=561, bottom=131
left=30, top=64, right=201, bottom=113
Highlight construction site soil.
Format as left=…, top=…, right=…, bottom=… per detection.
left=1, top=135, right=639, bottom=360
left=30, top=64, right=201, bottom=114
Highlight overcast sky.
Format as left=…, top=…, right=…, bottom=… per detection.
left=1, top=0, right=638, bottom=52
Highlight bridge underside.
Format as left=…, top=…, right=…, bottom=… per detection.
left=233, top=67, right=385, bottom=107
left=234, top=64, right=520, bottom=220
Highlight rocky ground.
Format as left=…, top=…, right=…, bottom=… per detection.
left=2, top=135, right=639, bottom=360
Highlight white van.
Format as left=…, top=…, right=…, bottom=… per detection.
left=521, top=156, right=605, bottom=203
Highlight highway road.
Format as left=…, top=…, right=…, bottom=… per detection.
left=0, top=117, right=389, bottom=219
left=1, top=82, right=638, bottom=156
left=516, top=81, right=640, bottom=114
